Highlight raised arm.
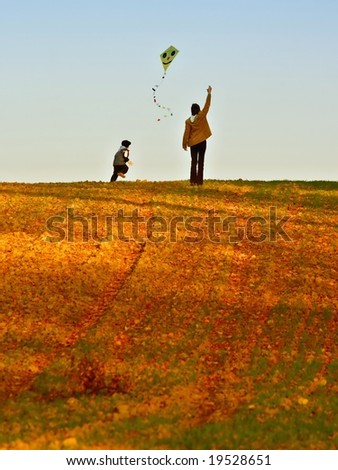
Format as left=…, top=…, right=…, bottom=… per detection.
left=199, top=86, right=212, bottom=119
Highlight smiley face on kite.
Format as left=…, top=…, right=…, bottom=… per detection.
left=160, top=45, right=179, bottom=71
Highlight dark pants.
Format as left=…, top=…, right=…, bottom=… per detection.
left=110, top=164, right=129, bottom=182
left=190, top=140, right=206, bottom=185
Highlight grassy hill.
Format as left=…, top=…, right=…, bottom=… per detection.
left=0, top=179, right=337, bottom=449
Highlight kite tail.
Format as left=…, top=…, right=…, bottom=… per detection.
left=152, top=72, right=174, bottom=122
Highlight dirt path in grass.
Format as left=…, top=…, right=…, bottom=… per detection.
left=1, top=242, right=145, bottom=399
left=63, top=242, right=146, bottom=347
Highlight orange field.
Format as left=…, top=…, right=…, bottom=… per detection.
left=0, top=180, right=337, bottom=449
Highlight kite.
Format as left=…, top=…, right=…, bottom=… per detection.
left=160, top=45, right=179, bottom=71
left=152, top=45, right=179, bottom=121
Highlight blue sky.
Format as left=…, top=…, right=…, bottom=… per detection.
left=1, top=0, right=337, bottom=182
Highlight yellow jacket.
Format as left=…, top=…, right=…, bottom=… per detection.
left=182, top=93, right=212, bottom=148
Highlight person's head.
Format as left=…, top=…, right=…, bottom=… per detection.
left=191, top=103, right=200, bottom=116
left=121, top=140, right=131, bottom=148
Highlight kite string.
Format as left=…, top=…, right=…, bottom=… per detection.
left=152, top=72, right=173, bottom=121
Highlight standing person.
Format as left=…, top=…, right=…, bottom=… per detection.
left=182, top=86, right=212, bottom=186
left=110, top=140, right=131, bottom=182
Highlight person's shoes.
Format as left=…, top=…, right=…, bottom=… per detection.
left=118, top=173, right=126, bottom=178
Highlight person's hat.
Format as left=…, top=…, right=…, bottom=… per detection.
left=121, top=140, right=131, bottom=148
